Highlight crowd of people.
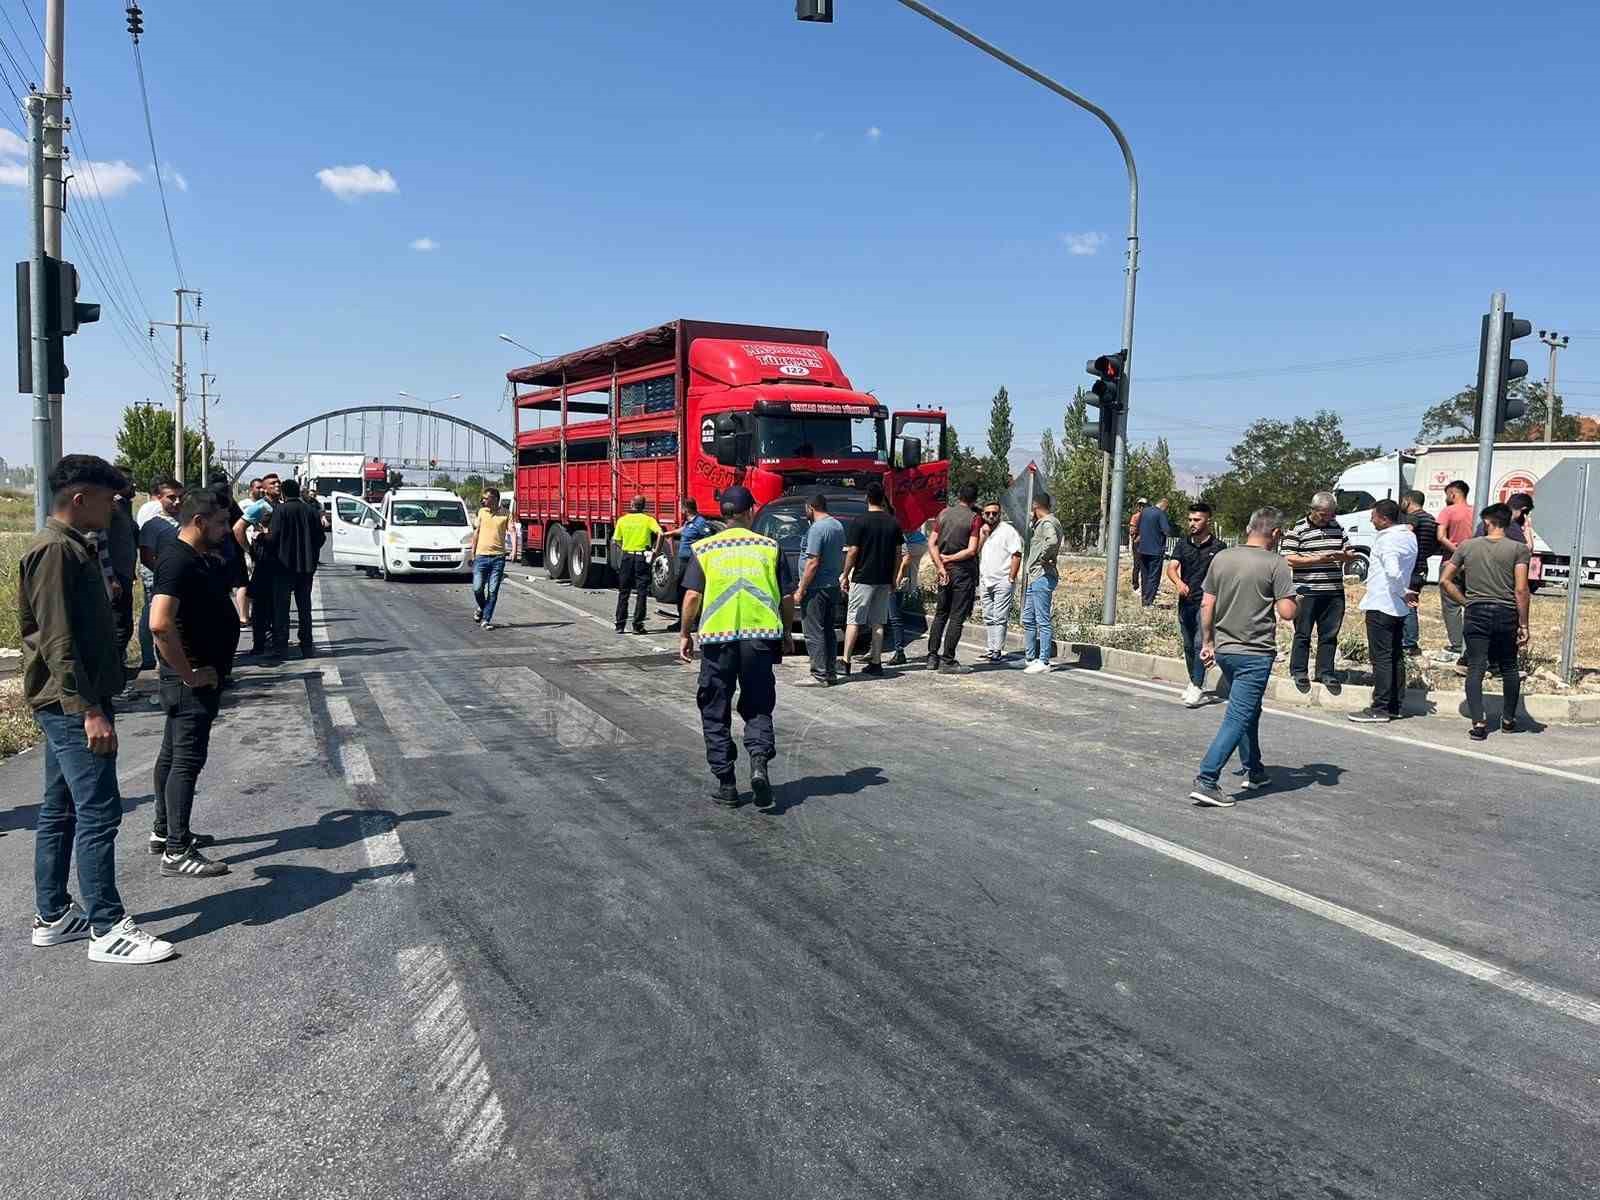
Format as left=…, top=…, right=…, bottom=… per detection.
left=17, top=452, right=1546, bottom=960
left=17, top=454, right=330, bottom=966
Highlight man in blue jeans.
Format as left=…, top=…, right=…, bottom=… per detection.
left=1021, top=491, right=1063, bottom=673
left=1189, top=506, right=1299, bottom=808
left=470, top=487, right=511, bottom=630
left=19, top=454, right=175, bottom=964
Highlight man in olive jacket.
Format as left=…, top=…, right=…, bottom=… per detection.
left=19, top=454, right=175, bottom=965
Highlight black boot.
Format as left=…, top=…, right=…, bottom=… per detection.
left=750, top=757, right=774, bottom=811
left=712, top=778, right=741, bottom=808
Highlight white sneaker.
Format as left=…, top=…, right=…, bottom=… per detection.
left=1023, top=660, right=1050, bottom=674
left=1182, top=683, right=1204, bottom=708
left=1429, top=649, right=1459, bottom=664
left=31, top=901, right=92, bottom=947
left=87, top=916, right=176, bottom=965
left=481, top=622, right=495, bottom=631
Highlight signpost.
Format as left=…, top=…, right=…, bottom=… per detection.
left=1528, top=456, right=1600, bottom=683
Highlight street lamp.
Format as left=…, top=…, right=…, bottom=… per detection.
left=397, top=392, right=463, bottom=468
left=797, top=0, right=1141, bottom=624
left=497, top=332, right=546, bottom=360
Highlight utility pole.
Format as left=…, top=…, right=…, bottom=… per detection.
left=1540, top=329, right=1569, bottom=446
left=26, top=93, right=50, bottom=529
left=150, top=288, right=205, bottom=482
left=198, top=371, right=218, bottom=487
left=42, top=0, right=65, bottom=464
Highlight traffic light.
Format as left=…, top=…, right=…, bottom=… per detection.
left=1475, top=311, right=1533, bottom=438
left=15, top=256, right=100, bottom=393
left=1084, top=351, right=1125, bottom=454
left=796, top=0, right=834, bottom=21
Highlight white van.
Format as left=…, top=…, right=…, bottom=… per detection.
left=329, top=487, right=474, bottom=581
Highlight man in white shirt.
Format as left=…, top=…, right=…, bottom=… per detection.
left=1350, top=498, right=1418, bottom=723
left=977, top=501, right=1022, bottom=662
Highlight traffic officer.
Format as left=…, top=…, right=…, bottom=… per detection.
left=678, top=485, right=796, bottom=810
left=611, top=494, right=663, bottom=634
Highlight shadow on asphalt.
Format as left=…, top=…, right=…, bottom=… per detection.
left=0, top=789, right=154, bottom=836
left=213, top=807, right=449, bottom=867
left=136, top=860, right=413, bottom=943
left=772, top=766, right=888, bottom=815
left=1245, top=762, right=1347, bottom=798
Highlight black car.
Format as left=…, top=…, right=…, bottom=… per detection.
left=751, top=491, right=868, bottom=627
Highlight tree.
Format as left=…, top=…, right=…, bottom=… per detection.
left=1042, top=389, right=1109, bottom=546
left=1417, top=381, right=1587, bottom=445
left=1201, top=410, right=1379, bottom=534
left=980, top=385, right=1014, bottom=498
left=1038, top=428, right=1059, bottom=480
left=114, top=404, right=219, bottom=490
left=944, top=422, right=983, bottom=497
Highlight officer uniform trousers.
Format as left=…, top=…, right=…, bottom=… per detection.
left=696, top=638, right=778, bottom=781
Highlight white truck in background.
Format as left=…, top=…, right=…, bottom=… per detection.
left=1334, top=442, right=1600, bottom=589
left=295, top=453, right=367, bottom=518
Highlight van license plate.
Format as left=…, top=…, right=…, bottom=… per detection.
left=421, top=553, right=455, bottom=563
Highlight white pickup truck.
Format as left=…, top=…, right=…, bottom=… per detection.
left=1334, top=443, right=1600, bottom=589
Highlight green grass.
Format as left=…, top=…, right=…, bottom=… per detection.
left=0, top=530, right=25, bottom=652
left=0, top=488, right=34, bottom=533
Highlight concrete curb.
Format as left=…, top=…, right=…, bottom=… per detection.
left=1058, top=642, right=1600, bottom=726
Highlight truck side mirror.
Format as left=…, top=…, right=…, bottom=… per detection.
left=900, top=436, right=923, bottom=470
left=713, top=413, right=751, bottom=467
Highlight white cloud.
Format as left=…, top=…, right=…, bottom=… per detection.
left=163, top=164, right=188, bottom=192
left=74, top=161, right=144, bottom=200
left=1060, top=231, right=1107, bottom=256
left=0, top=133, right=143, bottom=199
left=409, top=236, right=438, bottom=252
left=866, top=125, right=882, bottom=141
left=316, top=164, right=398, bottom=200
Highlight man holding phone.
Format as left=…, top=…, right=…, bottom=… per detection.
left=149, top=491, right=238, bottom=878
left=1281, top=491, right=1353, bottom=693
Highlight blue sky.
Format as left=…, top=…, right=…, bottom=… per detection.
left=2, top=0, right=1598, bottom=485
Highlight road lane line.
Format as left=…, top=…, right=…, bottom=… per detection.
left=326, top=695, right=357, bottom=729
left=1552, top=754, right=1600, bottom=767
left=506, top=577, right=613, bottom=628
left=336, top=740, right=376, bottom=786
left=1089, top=818, right=1600, bottom=1029
left=398, top=943, right=518, bottom=1168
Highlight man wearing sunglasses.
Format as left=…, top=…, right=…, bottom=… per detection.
left=977, top=502, right=1022, bottom=662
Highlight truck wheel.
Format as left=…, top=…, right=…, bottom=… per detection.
left=569, top=530, right=598, bottom=589
left=652, top=552, right=683, bottom=602
left=545, top=525, right=570, bottom=580
left=1345, top=551, right=1369, bottom=583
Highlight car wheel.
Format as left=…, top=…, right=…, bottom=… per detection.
left=545, top=525, right=570, bottom=581
left=1345, top=552, right=1369, bottom=583
left=569, top=530, right=598, bottom=589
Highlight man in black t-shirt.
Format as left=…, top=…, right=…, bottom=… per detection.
left=1165, top=501, right=1227, bottom=707
left=840, top=482, right=909, bottom=676
left=148, top=491, right=239, bottom=878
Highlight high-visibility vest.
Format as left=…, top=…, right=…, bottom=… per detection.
left=693, top=528, right=784, bottom=644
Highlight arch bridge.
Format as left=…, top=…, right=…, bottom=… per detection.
left=225, top=405, right=513, bottom=487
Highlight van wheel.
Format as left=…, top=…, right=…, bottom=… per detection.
left=545, top=525, right=570, bottom=580
left=569, top=530, right=598, bottom=589
left=1345, top=552, right=1369, bottom=583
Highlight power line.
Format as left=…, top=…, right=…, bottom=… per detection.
left=128, top=24, right=184, bottom=287
left=1137, top=342, right=1476, bottom=385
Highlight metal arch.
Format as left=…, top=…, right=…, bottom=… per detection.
left=234, top=404, right=513, bottom=483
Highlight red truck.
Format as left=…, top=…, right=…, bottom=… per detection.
left=363, top=459, right=392, bottom=505
left=507, top=319, right=950, bottom=594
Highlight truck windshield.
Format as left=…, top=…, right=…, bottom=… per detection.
left=757, top=415, right=885, bottom=461
left=1335, top=489, right=1376, bottom=515
left=318, top=477, right=363, bottom=498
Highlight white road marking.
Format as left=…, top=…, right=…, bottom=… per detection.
left=1090, top=818, right=1600, bottom=1029
left=317, top=663, right=343, bottom=688
left=364, top=671, right=488, bottom=758
left=398, top=944, right=518, bottom=1168
left=506, top=577, right=614, bottom=628
left=357, top=813, right=412, bottom=885
left=336, top=740, right=376, bottom=786
left=1551, top=754, right=1600, bottom=767
left=326, top=695, right=357, bottom=729
left=1023, top=653, right=1600, bottom=790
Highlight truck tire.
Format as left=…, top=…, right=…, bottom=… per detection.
left=545, top=525, right=570, bottom=581
left=1345, top=551, right=1369, bottom=583
left=652, top=552, right=683, bottom=602
left=569, top=530, right=598, bottom=589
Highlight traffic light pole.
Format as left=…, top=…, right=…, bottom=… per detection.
left=43, top=0, right=65, bottom=466
left=1473, top=291, right=1507, bottom=517
left=871, top=1, right=1140, bottom=623
left=26, top=94, right=50, bottom=529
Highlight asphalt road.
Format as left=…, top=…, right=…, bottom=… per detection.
left=3, top=558, right=1598, bottom=1199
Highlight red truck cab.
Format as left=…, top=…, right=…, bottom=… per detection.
left=508, top=320, right=947, bottom=590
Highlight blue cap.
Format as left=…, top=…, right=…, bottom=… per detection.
left=719, top=485, right=756, bottom=514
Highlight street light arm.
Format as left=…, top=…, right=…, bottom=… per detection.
left=888, top=0, right=1139, bottom=623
